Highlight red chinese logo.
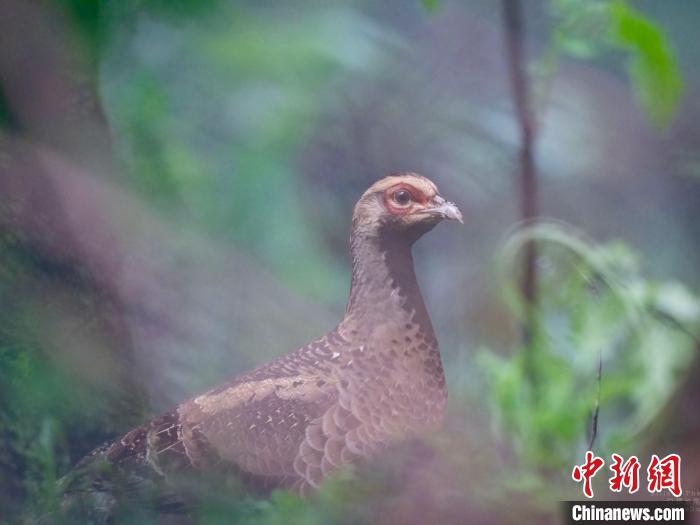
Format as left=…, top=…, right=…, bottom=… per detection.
left=647, top=453, right=682, bottom=497
left=573, top=452, right=682, bottom=498
left=609, top=453, right=640, bottom=494
left=572, top=451, right=605, bottom=498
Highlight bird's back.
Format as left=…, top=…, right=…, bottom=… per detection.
left=64, top=318, right=446, bottom=507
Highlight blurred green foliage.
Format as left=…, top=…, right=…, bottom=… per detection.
left=547, top=0, right=683, bottom=127
left=101, top=2, right=389, bottom=302
left=189, top=470, right=394, bottom=525
left=0, top=240, right=138, bottom=521
left=420, top=0, right=441, bottom=14
left=610, top=2, right=683, bottom=128
left=478, top=224, right=699, bottom=491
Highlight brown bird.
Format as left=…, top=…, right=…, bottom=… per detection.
left=60, top=173, right=462, bottom=516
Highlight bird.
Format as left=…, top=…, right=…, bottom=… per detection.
left=58, top=172, right=462, bottom=517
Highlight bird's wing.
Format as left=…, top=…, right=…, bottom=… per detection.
left=175, top=366, right=338, bottom=487
left=85, top=336, right=345, bottom=494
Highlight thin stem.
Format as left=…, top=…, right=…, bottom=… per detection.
left=588, top=351, right=603, bottom=452
left=501, top=0, right=540, bottom=388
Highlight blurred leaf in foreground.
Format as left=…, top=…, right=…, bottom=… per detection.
left=546, top=0, right=683, bottom=128
left=478, top=222, right=699, bottom=493
left=421, top=0, right=440, bottom=14
left=609, top=1, right=683, bottom=128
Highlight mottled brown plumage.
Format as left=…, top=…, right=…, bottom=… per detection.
left=62, top=173, right=462, bottom=512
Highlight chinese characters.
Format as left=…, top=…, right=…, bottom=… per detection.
left=572, top=452, right=681, bottom=498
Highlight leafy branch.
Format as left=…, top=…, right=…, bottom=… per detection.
left=547, top=0, right=683, bottom=128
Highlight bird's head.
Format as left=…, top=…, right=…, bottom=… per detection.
left=352, top=173, right=462, bottom=243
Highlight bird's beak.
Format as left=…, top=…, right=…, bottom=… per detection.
left=428, top=195, right=463, bottom=224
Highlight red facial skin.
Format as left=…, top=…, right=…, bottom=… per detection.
left=383, top=183, right=430, bottom=216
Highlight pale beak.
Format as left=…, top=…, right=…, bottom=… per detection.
left=429, top=195, right=463, bottom=224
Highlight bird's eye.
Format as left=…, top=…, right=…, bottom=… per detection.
left=392, top=189, right=412, bottom=207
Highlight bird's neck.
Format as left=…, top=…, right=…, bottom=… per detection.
left=340, top=230, right=436, bottom=342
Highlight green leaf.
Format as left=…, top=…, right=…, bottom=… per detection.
left=421, top=0, right=440, bottom=14
left=609, top=1, right=683, bottom=128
